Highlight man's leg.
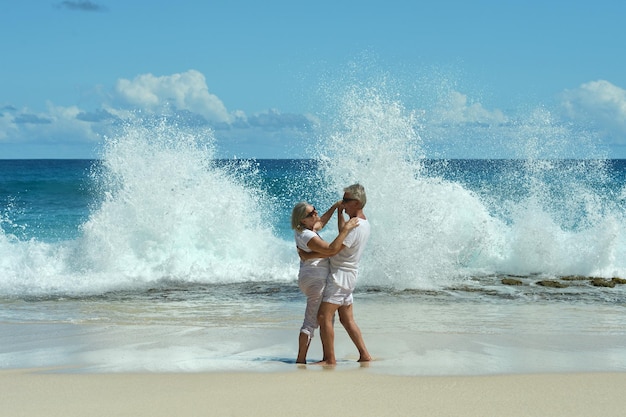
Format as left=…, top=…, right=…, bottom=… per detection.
left=338, top=304, right=372, bottom=362
left=317, top=301, right=340, bottom=365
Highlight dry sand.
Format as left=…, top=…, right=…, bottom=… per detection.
left=2, top=368, right=625, bottom=417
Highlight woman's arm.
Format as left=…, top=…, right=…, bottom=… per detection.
left=300, top=217, right=360, bottom=259
left=314, top=200, right=343, bottom=231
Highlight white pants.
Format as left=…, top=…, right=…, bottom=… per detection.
left=298, top=274, right=326, bottom=338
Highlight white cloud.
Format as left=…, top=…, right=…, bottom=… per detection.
left=428, top=91, right=508, bottom=126
left=10, top=104, right=100, bottom=144
left=10, top=72, right=626, bottom=159
left=227, top=108, right=317, bottom=130
left=112, top=70, right=231, bottom=123
left=44, top=103, right=102, bottom=142
left=560, top=80, right=626, bottom=139
left=0, top=104, right=103, bottom=158
left=0, top=110, right=18, bottom=141
left=0, top=70, right=319, bottom=158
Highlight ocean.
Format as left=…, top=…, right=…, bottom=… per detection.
left=2, top=109, right=626, bottom=374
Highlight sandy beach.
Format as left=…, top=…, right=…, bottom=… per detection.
left=3, top=291, right=626, bottom=416
left=2, top=369, right=625, bottom=417
left=3, top=320, right=626, bottom=417
left=2, top=305, right=626, bottom=417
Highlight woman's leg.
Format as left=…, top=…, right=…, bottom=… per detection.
left=297, top=276, right=325, bottom=363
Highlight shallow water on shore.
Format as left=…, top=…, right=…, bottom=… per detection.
left=2, top=282, right=625, bottom=375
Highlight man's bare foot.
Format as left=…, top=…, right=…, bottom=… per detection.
left=313, top=360, right=337, bottom=366
left=358, top=355, right=372, bottom=362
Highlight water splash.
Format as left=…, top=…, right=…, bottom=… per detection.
left=77, top=119, right=294, bottom=286
left=316, top=86, right=626, bottom=289
left=0, top=118, right=296, bottom=296
left=317, top=86, right=500, bottom=289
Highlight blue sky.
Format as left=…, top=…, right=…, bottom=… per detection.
left=1, top=0, right=625, bottom=159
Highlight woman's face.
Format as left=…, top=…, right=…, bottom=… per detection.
left=300, top=205, right=319, bottom=229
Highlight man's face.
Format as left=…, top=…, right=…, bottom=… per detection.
left=342, top=193, right=359, bottom=217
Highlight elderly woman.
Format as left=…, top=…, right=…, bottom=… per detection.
left=291, top=201, right=359, bottom=364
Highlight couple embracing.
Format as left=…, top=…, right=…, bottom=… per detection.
left=291, top=183, right=372, bottom=365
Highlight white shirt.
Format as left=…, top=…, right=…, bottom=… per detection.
left=295, top=229, right=330, bottom=280
left=329, top=218, right=370, bottom=290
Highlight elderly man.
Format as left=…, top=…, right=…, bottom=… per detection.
left=316, top=183, right=372, bottom=365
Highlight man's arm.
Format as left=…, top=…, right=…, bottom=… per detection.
left=337, top=205, right=346, bottom=231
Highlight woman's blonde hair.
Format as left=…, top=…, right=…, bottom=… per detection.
left=291, top=201, right=310, bottom=231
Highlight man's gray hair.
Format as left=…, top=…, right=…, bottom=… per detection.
left=344, top=183, right=366, bottom=208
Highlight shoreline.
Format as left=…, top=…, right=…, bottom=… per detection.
left=3, top=319, right=626, bottom=375
left=2, top=368, right=625, bottom=417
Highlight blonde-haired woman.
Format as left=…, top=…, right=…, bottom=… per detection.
left=291, top=201, right=359, bottom=364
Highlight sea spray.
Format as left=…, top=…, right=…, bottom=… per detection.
left=316, top=86, right=500, bottom=289
left=76, top=119, right=294, bottom=287
left=0, top=119, right=297, bottom=296
left=315, top=87, right=626, bottom=288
